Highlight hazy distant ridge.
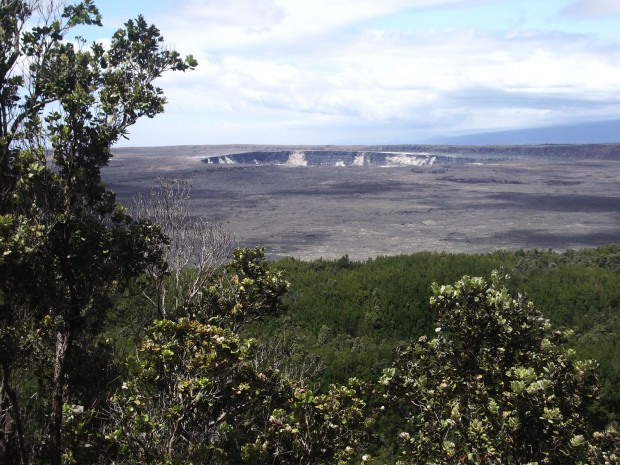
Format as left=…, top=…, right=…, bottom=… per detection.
left=427, top=119, right=620, bottom=145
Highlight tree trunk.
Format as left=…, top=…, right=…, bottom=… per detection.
left=0, top=364, right=27, bottom=465
left=49, top=330, right=71, bottom=465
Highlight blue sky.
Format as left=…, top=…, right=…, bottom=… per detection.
left=83, top=0, right=620, bottom=146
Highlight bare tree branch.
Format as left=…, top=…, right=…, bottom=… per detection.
left=133, top=177, right=235, bottom=319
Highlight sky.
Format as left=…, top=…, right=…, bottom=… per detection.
left=81, top=0, right=620, bottom=146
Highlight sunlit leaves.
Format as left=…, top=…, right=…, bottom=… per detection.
left=105, top=249, right=371, bottom=464
left=108, top=317, right=257, bottom=463
left=108, top=312, right=369, bottom=464
left=242, top=378, right=371, bottom=465
left=195, top=247, right=290, bottom=330
left=382, top=272, right=603, bottom=464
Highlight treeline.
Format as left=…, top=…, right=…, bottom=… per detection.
left=249, top=246, right=620, bottom=427
left=104, top=245, right=620, bottom=462
left=104, top=248, right=620, bottom=464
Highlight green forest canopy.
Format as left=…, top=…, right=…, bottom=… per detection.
left=263, top=247, right=620, bottom=426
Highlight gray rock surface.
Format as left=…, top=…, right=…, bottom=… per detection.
left=105, top=144, right=620, bottom=260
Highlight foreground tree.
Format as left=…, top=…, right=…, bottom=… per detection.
left=0, top=1, right=195, bottom=463
left=241, top=378, right=371, bottom=465
left=106, top=320, right=371, bottom=465
left=381, top=271, right=616, bottom=464
left=105, top=248, right=371, bottom=464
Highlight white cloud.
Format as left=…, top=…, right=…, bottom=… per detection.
left=155, top=0, right=496, bottom=51
left=564, top=0, right=620, bottom=18
left=177, top=0, right=285, bottom=30
left=114, top=0, right=620, bottom=145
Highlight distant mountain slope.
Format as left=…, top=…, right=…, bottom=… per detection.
left=427, top=119, right=620, bottom=145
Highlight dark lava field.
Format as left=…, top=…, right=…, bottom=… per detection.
left=104, top=144, right=620, bottom=260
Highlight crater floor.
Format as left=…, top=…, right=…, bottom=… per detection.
left=106, top=145, right=620, bottom=260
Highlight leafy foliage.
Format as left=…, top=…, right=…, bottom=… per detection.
left=199, top=248, right=291, bottom=330
left=104, top=248, right=370, bottom=465
left=0, top=1, right=195, bottom=463
left=242, top=379, right=371, bottom=465
left=106, top=317, right=261, bottom=464
left=380, top=272, right=603, bottom=464
left=263, top=248, right=620, bottom=426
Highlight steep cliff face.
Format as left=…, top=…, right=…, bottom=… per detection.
left=200, top=144, right=620, bottom=167
left=202, top=150, right=481, bottom=166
